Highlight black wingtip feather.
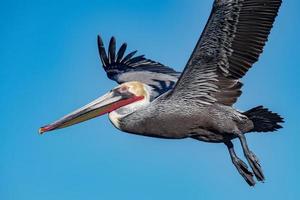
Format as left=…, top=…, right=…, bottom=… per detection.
left=108, top=37, right=116, bottom=63
left=125, top=55, right=145, bottom=65
left=121, top=50, right=138, bottom=63
left=97, top=35, right=103, bottom=46
left=116, top=43, right=127, bottom=63
left=97, top=35, right=109, bottom=68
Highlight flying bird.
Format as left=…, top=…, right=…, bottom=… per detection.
left=40, top=0, right=283, bottom=186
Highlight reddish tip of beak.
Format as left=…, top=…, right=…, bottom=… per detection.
left=39, top=126, right=52, bottom=135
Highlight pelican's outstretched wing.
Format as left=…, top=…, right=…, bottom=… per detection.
left=169, top=0, right=282, bottom=106
left=97, top=36, right=180, bottom=98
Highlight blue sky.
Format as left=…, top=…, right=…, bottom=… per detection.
left=1, top=0, right=300, bottom=199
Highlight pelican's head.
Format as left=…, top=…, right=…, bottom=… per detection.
left=39, top=81, right=151, bottom=134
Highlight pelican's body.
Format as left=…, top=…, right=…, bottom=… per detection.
left=111, top=92, right=251, bottom=141
left=40, top=0, right=284, bottom=186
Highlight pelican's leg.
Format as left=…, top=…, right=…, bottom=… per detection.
left=234, top=130, right=265, bottom=182
left=225, top=141, right=255, bottom=186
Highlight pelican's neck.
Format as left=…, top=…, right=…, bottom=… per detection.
left=108, top=111, right=123, bottom=129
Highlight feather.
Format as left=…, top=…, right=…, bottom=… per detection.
left=116, top=43, right=127, bottom=63
left=97, top=35, right=109, bottom=68
left=169, top=0, right=282, bottom=106
left=97, top=36, right=180, bottom=99
left=108, top=37, right=116, bottom=63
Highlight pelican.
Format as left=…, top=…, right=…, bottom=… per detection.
left=40, top=0, right=284, bottom=186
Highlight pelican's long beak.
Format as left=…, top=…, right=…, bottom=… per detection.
left=39, top=90, right=143, bottom=134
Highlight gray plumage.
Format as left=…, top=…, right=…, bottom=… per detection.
left=170, top=0, right=282, bottom=106
left=104, top=0, right=284, bottom=186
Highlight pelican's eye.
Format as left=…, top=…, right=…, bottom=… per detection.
left=119, top=85, right=129, bottom=93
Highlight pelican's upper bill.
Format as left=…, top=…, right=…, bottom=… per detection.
left=39, top=81, right=150, bottom=134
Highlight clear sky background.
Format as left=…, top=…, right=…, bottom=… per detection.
left=1, top=0, right=300, bottom=199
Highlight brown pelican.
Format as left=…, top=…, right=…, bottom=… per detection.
left=40, top=0, right=284, bottom=186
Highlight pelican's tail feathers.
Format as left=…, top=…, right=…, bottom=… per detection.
left=244, top=106, right=284, bottom=133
